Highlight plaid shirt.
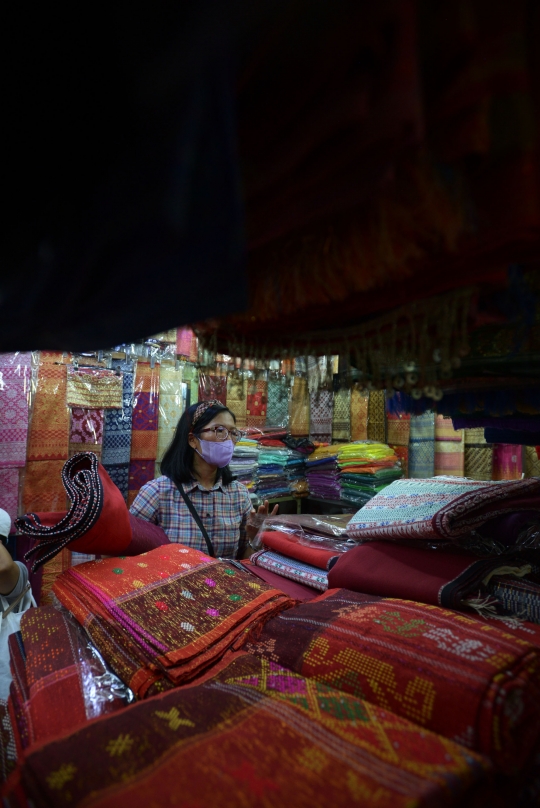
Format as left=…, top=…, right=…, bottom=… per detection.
left=129, top=476, right=252, bottom=559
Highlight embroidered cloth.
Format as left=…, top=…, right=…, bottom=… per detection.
left=367, top=390, right=386, bottom=442
left=66, top=367, right=123, bottom=409
left=488, top=576, right=540, bottom=624
left=69, top=408, right=104, bottom=460
left=53, top=545, right=293, bottom=698
left=22, top=460, right=66, bottom=513
left=266, top=380, right=289, bottom=427
left=331, top=388, right=351, bottom=441
left=129, top=363, right=159, bottom=461
left=156, top=364, right=184, bottom=465
left=198, top=374, right=227, bottom=405
left=176, top=327, right=198, bottom=361
left=247, top=589, right=540, bottom=774
left=246, top=380, right=267, bottom=429
left=101, top=363, right=135, bottom=468
left=435, top=416, right=464, bottom=476
left=350, top=388, right=369, bottom=441
left=386, top=413, right=410, bottom=446
left=309, top=389, right=333, bottom=442
left=347, top=476, right=540, bottom=542
left=0, top=352, right=31, bottom=468
left=0, top=468, right=20, bottom=525
left=289, top=377, right=309, bottom=436
left=226, top=377, right=248, bottom=429
left=26, top=352, right=69, bottom=461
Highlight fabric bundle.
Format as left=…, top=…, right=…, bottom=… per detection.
left=408, top=412, right=435, bottom=478
left=305, top=444, right=347, bottom=502
left=247, top=589, right=540, bottom=774
left=251, top=548, right=329, bottom=591
left=8, top=607, right=127, bottom=751
left=434, top=416, right=464, bottom=477
left=346, top=476, right=540, bottom=543
left=256, top=448, right=305, bottom=499
left=66, top=367, right=123, bottom=409
left=4, top=653, right=491, bottom=808
left=289, top=377, right=309, bottom=436
left=337, top=442, right=402, bottom=506
left=331, top=388, right=350, bottom=441
left=309, top=389, right=333, bottom=442
left=265, top=379, right=289, bottom=427
left=258, top=530, right=342, bottom=571
left=327, top=541, right=532, bottom=611
left=246, top=379, right=267, bottom=428
left=53, top=545, right=293, bottom=698
left=488, top=575, right=540, bottom=624
left=101, top=361, right=135, bottom=500
left=156, top=364, right=184, bottom=473
left=230, top=437, right=259, bottom=490
left=350, top=388, right=369, bottom=441
left=128, top=362, right=159, bottom=506
left=16, top=452, right=169, bottom=570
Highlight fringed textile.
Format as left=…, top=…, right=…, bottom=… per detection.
left=0, top=352, right=31, bottom=468
left=309, top=389, right=333, bottom=442
left=246, top=379, right=267, bottom=429
left=247, top=589, right=540, bottom=774
left=4, top=653, right=491, bottom=808
left=266, top=380, right=289, bottom=427
left=53, top=545, right=293, bottom=698
left=488, top=576, right=540, bottom=624
left=435, top=416, right=464, bottom=476
left=367, top=390, right=386, bottom=442
left=0, top=468, right=20, bottom=526
left=350, top=388, right=369, bottom=441
left=66, top=367, right=123, bottom=409
left=289, top=377, right=309, bottom=437
left=156, top=364, right=184, bottom=468
left=26, top=352, right=69, bottom=461
left=331, top=389, right=350, bottom=442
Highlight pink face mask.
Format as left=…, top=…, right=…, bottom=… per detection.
left=195, top=438, right=234, bottom=468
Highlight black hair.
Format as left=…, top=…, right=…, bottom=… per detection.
left=160, top=402, right=236, bottom=487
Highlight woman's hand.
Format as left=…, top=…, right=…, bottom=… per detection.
left=245, top=500, right=279, bottom=546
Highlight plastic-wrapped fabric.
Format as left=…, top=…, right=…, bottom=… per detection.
left=52, top=545, right=293, bottom=698
left=265, top=380, right=289, bottom=428
left=0, top=352, right=31, bottom=469
left=101, top=361, right=135, bottom=500
left=128, top=362, right=159, bottom=506
left=156, top=364, right=184, bottom=470
left=309, top=389, right=333, bottom=442
left=409, top=412, right=435, bottom=478
left=246, top=380, right=267, bottom=428
left=246, top=589, right=540, bottom=774
left=66, top=367, right=123, bottom=409
left=176, top=328, right=198, bottom=363
left=198, top=373, right=227, bottom=405
left=68, top=407, right=104, bottom=461
left=350, top=388, right=369, bottom=441
left=226, top=377, right=248, bottom=429
left=251, top=549, right=329, bottom=591
left=289, top=377, right=309, bottom=437
left=435, top=416, right=464, bottom=477
left=0, top=469, right=20, bottom=528
left=327, top=541, right=532, bottom=610
left=347, top=477, right=540, bottom=543
left=258, top=530, right=344, bottom=570
left=331, top=388, right=350, bottom=441
left=2, top=653, right=492, bottom=808
left=8, top=606, right=130, bottom=750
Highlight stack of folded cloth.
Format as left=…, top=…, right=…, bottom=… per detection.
left=229, top=437, right=259, bottom=491
left=53, top=544, right=293, bottom=698
left=305, top=444, right=348, bottom=501
left=338, top=442, right=403, bottom=506
left=256, top=448, right=303, bottom=499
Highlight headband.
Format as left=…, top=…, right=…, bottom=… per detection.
left=191, top=399, right=224, bottom=428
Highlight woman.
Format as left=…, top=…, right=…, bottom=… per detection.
left=130, top=399, right=277, bottom=558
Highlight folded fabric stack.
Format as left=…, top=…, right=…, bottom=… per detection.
left=5, top=653, right=492, bottom=808
left=337, top=442, right=402, bottom=506
left=247, top=590, right=540, bottom=776
left=229, top=437, right=259, bottom=491
left=305, top=444, right=348, bottom=501
left=53, top=545, right=293, bottom=698
left=256, top=447, right=306, bottom=499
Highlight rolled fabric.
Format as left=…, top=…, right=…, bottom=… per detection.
left=16, top=452, right=169, bottom=570
left=260, top=530, right=341, bottom=571
left=327, top=541, right=532, bottom=610
left=247, top=589, right=540, bottom=774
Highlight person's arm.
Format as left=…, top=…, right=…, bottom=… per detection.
left=0, top=543, right=21, bottom=596
left=129, top=479, right=160, bottom=524
left=240, top=499, right=279, bottom=560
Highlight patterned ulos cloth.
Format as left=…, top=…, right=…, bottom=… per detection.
left=247, top=589, right=540, bottom=774
left=347, top=476, right=540, bottom=541
left=3, top=653, right=492, bottom=808
left=251, top=549, right=329, bottom=591
left=52, top=544, right=293, bottom=698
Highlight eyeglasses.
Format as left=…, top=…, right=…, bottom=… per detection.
left=196, top=425, right=245, bottom=443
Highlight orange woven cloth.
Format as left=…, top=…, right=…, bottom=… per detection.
left=129, top=362, right=159, bottom=461
left=289, top=377, right=309, bottom=436
left=26, top=352, right=69, bottom=461
left=22, top=460, right=66, bottom=513
left=350, top=388, right=369, bottom=441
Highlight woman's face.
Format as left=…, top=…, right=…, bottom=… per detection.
left=188, top=411, right=236, bottom=452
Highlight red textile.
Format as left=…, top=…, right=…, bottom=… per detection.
left=327, top=541, right=531, bottom=610
left=260, top=530, right=340, bottom=571
left=248, top=589, right=540, bottom=774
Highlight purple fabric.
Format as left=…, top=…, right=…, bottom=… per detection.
left=127, top=514, right=171, bottom=554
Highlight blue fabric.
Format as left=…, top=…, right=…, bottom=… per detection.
left=102, top=364, right=135, bottom=467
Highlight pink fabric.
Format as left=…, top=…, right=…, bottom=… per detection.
left=0, top=468, right=20, bottom=526
left=70, top=408, right=104, bottom=444
left=0, top=353, right=31, bottom=468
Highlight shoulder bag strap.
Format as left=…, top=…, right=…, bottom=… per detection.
left=177, top=483, right=216, bottom=557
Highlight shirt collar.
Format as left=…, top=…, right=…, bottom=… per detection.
left=184, top=477, right=224, bottom=494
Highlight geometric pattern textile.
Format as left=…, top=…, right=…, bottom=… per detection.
left=386, top=413, right=410, bottom=446
left=5, top=652, right=491, bottom=808
left=198, top=374, right=227, bottom=406
left=66, top=367, right=123, bottom=409
left=435, top=416, right=464, bottom=477
left=409, top=412, right=435, bottom=478
left=101, top=363, right=135, bottom=467
left=127, top=460, right=156, bottom=508
left=26, top=352, right=70, bottom=461
left=0, top=352, right=31, bottom=468
left=331, top=389, right=350, bottom=442
left=246, top=380, right=267, bottom=429
left=525, top=445, right=540, bottom=478
left=266, top=380, right=289, bottom=428
left=309, top=389, right=333, bottom=442
left=367, top=390, right=386, bottom=443
left=289, top=378, right=309, bottom=437
left=488, top=576, right=540, bottom=624
left=22, top=460, right=66, bottom=513
left=156, top=364, right=184, bottom=465
left=226, top=377, right=248, bottom=429
left=176, top=327, right=198, bottom=362
left=247, top=589, right=540, bottom=773
left=0, top=468, right=20, bottom=526
left=350, top=388, right=369, bottom=441
left=347, top=476, right=540, bottom=542
left=389, top=444, right=408, bottom=477
left=68, top=408, right=104, bottom=461
left=127, top=362, right=160, bottom=505
left=251, top=549, right=329, bottom=591
left=53, top=545, right=293, bottom=699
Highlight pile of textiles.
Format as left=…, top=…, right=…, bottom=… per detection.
left=229, top=437, right=259, bottom=491
left=8, top=606, right=129, bottom=756
left=52, top=545, right=293, bottom=698
left=3, top=652, right=493, bottom=808
left=337, top=442, right=402, bottom=506
left=256, top=447, right=306, bottom=499
left=305, top=444, right=347, bottom=501
left=15, top=452, right=170, bottom=571
left=246, top=590, right=540, bottom=775
left=487, top=575, right=540, bottom=624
